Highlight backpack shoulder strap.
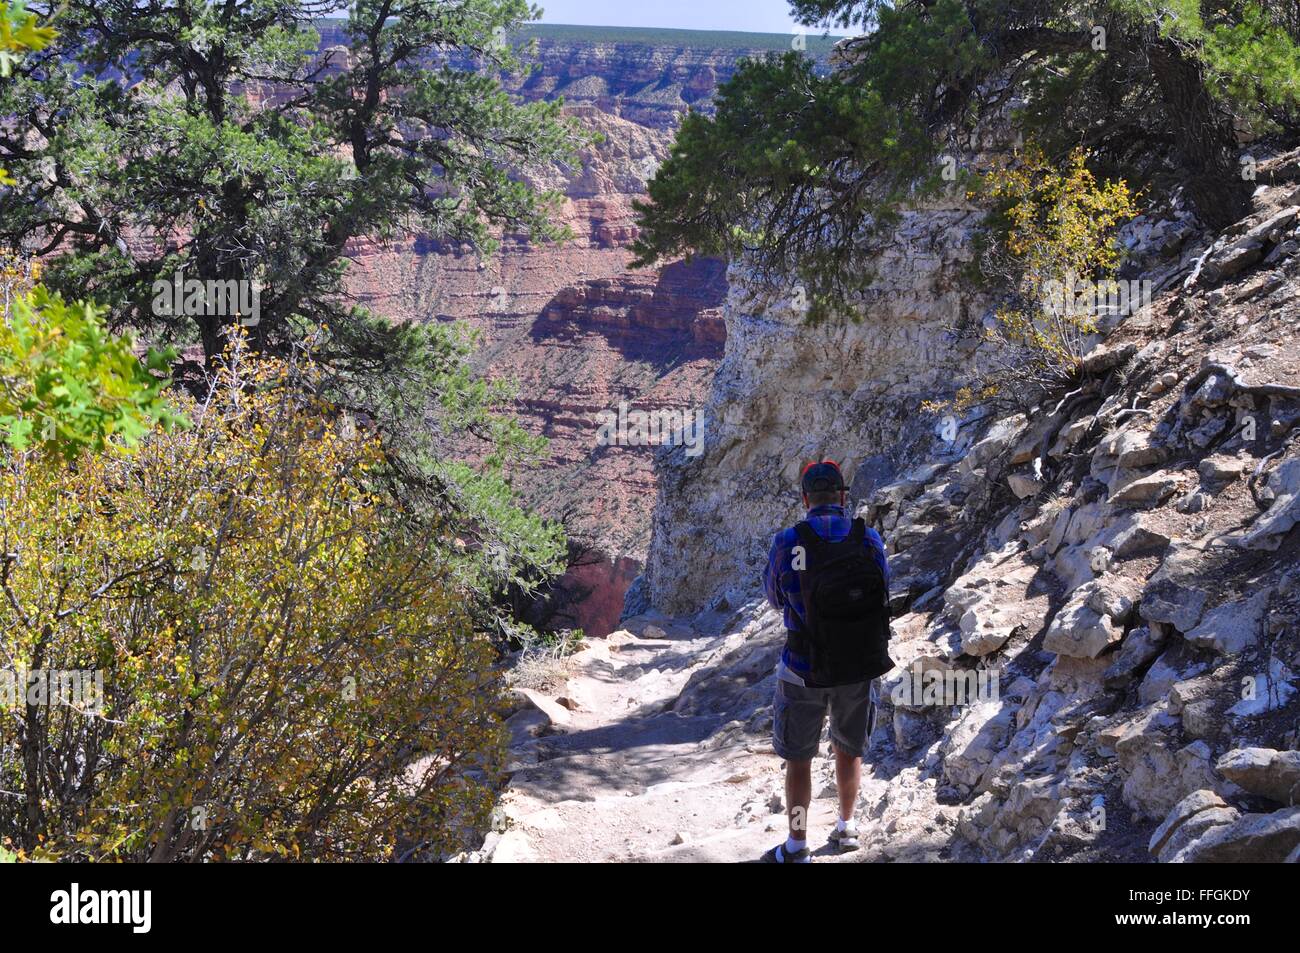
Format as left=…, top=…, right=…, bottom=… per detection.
left=793, top=521, right=822, bottom=550
left=848, top=517, right=867, bottom=544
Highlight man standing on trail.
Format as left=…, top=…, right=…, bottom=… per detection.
left=759, top=459, right=893, bottom=863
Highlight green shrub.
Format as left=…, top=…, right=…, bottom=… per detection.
left=0, top=283, right=186, bottom=458
left=0, top=347, right=504, bottom=861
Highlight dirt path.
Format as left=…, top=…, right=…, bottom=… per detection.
left=485, top=612, right=896, bottom=863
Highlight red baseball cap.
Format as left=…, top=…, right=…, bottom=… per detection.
left=800, top=460, right=845, bottom=494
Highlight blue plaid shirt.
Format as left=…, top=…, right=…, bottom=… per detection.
left=762, top=504, right=890, bottom=681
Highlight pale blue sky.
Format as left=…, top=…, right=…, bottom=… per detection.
left=536, top=0, right=832, bottom=35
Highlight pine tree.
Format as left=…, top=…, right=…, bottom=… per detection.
left=634, top=0, right=1300, bottom=320
left=0, top=1, right=584, bottom=367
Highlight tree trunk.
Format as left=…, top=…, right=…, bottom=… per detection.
left=1146, top=33, right=1252, bottom=231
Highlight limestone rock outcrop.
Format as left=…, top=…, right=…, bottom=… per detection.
left=626, top=146, right=1300, bottom=862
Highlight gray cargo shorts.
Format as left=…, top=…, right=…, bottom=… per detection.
left=772, top=676, right=878, bottom=762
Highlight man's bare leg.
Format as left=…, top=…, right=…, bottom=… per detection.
left=786, top=758, right=813, bottom=843
left=834, top=746, right=861, bottom=823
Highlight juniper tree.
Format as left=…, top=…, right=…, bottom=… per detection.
left=0, top=0, right=582, bottom=640
left=0, top=0, right=581, bottom=366
left=633, top=0, right=1300, bottom=321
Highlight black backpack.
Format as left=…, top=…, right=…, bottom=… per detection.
left=792, top=518, right=893, bottom=686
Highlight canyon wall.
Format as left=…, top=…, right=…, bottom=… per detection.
left=338, top=26, right=832, bottom=636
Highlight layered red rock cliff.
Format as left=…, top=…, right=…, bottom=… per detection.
left=340, top=27, right=829, bottom=635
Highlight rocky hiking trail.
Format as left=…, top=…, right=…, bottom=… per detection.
left=466, top=151, right=1300, bottom=866
left=481, top=612, right=912, bottom=864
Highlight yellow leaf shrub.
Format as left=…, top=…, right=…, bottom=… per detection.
left=963, top=145, right=1141, bottom=405
left=0, top=344, right=505, bottom=861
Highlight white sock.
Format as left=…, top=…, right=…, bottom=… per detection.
left=784, top=835, right=806, bottom=855
left=836, top=817, right=856, bottom=833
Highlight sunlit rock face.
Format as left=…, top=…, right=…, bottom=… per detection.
left=643, top=198, right=992, bottom=617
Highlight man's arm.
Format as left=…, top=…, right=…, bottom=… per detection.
left=763, top=530, right=788, bottom=611
left=864, top=527, right=891, bottom=590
